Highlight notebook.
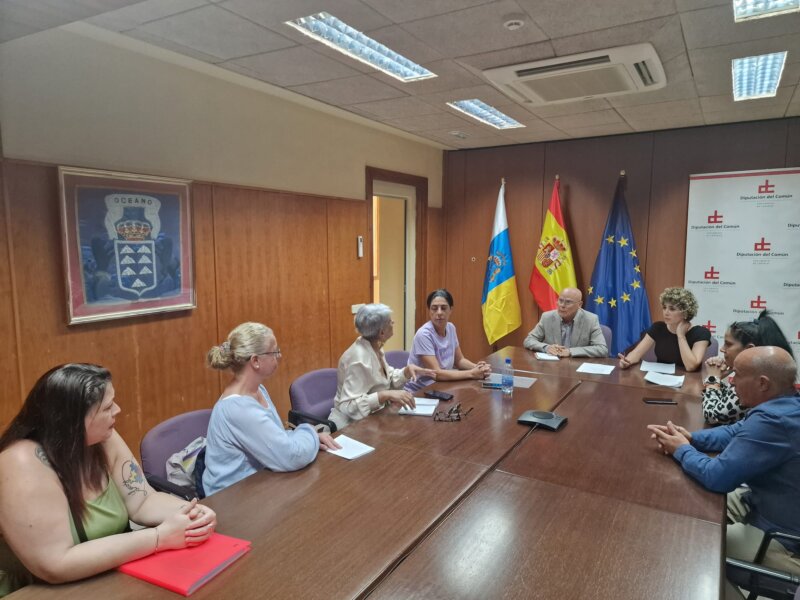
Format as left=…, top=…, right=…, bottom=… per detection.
left=324, top=434, right=375, bottom=460
left=119, top=532, right=251, bottom=596
left=398, top=398, right=438, bottom=416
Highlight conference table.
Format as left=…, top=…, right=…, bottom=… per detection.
left=9, top=349, right=722, bottom=599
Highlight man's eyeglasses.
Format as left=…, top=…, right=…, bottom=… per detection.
left=433, top=403, right=473, bottom=422
left=557, top=298, right=577, bottom=306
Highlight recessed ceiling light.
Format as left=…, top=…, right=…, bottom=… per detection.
left=733, top=0, right=800, bottom=21
left=285, top=12, right=436, bottom=82
left=732, top=51, right=787, bottom=101
left=446, top=99, right=525, bottom=130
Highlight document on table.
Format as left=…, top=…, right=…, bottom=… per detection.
left=398, top=398, right=438, bottom=416
left=640, top=361, right=676, bottom=374
left=644, top=371, right=685, bottom=388
left=325, top=435, right=375, bottom=460
left=487, top=373, right=537, bottom=388
left=535, top=352, right=559, bottom=361
left=576, top=363, right=615, bottom=375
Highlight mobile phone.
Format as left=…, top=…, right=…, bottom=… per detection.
left=643, top=397, right=678, bottom=405
left=481, top=382, right=502, bottom=389
left=424, top=390, right=454, bottom=401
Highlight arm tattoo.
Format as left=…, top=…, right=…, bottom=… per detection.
left=35, top=446, right=52, bottom=469
left=121, top=459, right=148, bottom=496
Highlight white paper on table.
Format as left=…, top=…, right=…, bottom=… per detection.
left=325, top=435, right=375, bottom=460
left=644, top=371, right=685, bottom=388
left=398, top=398, right=438, bottom=416
left=576, top=363, right=615, bottom=375
left=640, top=361, right=676, bottom=374
left=488, top=373, right=537, bottom=388
left=535, top=352, right=559, bottom=361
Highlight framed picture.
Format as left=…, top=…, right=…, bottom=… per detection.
left=59, top=167, right=195, bottom=324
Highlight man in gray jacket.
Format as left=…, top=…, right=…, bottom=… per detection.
left=523, top=287, right=608, bottom=358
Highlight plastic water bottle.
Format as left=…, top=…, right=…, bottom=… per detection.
left=501, top=358, right=514, bottom=395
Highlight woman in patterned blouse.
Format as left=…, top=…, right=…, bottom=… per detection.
left=702, top=310, right=794, bottom=424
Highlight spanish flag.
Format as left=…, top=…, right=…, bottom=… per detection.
left=482, top=180, right=522, bottom=345
left=529, top=176, right=577, bottom=311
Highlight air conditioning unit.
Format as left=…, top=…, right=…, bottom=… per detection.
left=482, top=43, right=666, bottom=105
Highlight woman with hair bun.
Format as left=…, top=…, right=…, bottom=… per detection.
left=618, top=286, right=710, bottom=372
left=702, top=310, right=794, bottom=424
left=202, top=322, right=340, bottom=496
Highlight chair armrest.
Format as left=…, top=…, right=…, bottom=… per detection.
left=754, top=530, right=800, bottom=564
left=145, top=474, right=196, bottom=501
left=288, top=410, right=337, bottom=433
left=726, top=558, right=799, bottom=584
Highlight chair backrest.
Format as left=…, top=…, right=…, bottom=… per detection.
left=642, top=333, right=719, bottom=363
left=384, top=350, right=409, bottom=369
left=289, top=368, right=338, bottom=421
left=140, top=409, right=212, bottom=480
left=704, top=336, right=719, bottom=360
left=599, top=325, right=613, bottom=357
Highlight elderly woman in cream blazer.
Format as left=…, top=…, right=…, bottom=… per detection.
left=328, top=304, right=433, bottom=430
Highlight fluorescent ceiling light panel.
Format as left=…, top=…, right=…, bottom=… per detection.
left=733, top=0, right=800, bottom=21
left=446, top=99, right=525, bottom=129
left=285, top=12, right=436, bottom=82
left=731, top=51, right=787, bottom=101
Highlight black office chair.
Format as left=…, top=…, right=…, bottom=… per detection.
left=726, top=531, right=800, bottom=600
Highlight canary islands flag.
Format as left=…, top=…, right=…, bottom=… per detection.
left=482, top=181, right=522, bottom=345
left=586, top=175, right=651, bottom=355
left=529, top=176, right=577, bottom=311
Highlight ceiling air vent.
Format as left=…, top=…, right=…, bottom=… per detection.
left=482, top=43, right=665, bottom=105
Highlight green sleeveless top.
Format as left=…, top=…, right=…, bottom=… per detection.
left=0, top=479, right=129, bottom=597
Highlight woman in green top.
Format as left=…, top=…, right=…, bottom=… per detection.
left=0, top=364, right=217, bottom=596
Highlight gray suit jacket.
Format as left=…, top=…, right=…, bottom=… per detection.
left=523, top=308, right=608, bottom=358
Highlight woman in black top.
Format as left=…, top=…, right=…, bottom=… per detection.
left=618, top=287, right=710, bottom=371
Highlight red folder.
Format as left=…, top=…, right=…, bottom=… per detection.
left=119, top=533, right=251, bottom=596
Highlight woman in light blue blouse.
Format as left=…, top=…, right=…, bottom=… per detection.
left=203, top=322, right=339, bottom=495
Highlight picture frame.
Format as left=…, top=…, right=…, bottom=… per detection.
left=59, top=166, right=195, bottom=324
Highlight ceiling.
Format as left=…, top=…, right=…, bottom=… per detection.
left=2, top=0, right=800, bottom=149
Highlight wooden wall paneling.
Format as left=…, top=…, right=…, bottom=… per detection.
left=648, top=120, right=790, bottom=319
left=542, top=133, right=655, bottom=308
left=130, top=182, right=221, bottom=443
left=5, top=162, right=141, bottom=445
left=0, top=161, right=22, bottom=429
left=425, top=207, right=445, bottom=293
left=442, top=151, right=466, bottom=314
left=784, top=117, right=800, bottom=166
left=327, top=198, right=370, bottom=363
left=211, top=185, right=331, bottom=420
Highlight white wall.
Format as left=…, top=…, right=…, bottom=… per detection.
left=0, top=24, right=443, bottom=206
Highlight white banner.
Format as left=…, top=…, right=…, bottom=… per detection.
left=685, top=167, right=800, bottom=358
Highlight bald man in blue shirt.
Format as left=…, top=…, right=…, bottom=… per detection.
left=648, top=346, right=800, bottom=579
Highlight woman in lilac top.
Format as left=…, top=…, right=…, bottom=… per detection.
left=405, top=289, right=492, bottom=393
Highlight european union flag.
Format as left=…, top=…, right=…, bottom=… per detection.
left=586, top=175, right=651, bottom=355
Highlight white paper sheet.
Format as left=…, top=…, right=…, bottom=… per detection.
left=398, top=398, right=438, bottom=416
left=488, top=373, right=537, bottom=388
left=324, top=435, right=375, bottom=460
left=535, top=352, right=559, bottom=361
left=576, top=363, right=615, bottom=375
left=640, top=361, right=676, bottom=374
left=644, top=371, right=685, bottom=388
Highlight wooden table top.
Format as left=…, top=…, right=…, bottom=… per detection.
left=340, top=375, right=580, bottom=467
left=489, top=346, right=705, bottom=397
left=368, top=471, right=722, bottom=600
left=498, top=380, right=725, bottom=523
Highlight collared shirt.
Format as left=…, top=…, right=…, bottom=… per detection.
left=674, top=392, right=800, bottom=547
left=560, top=319, right=573, bottom=348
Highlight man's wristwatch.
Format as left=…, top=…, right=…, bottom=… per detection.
left=702, top=375, right=719, bottom=386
